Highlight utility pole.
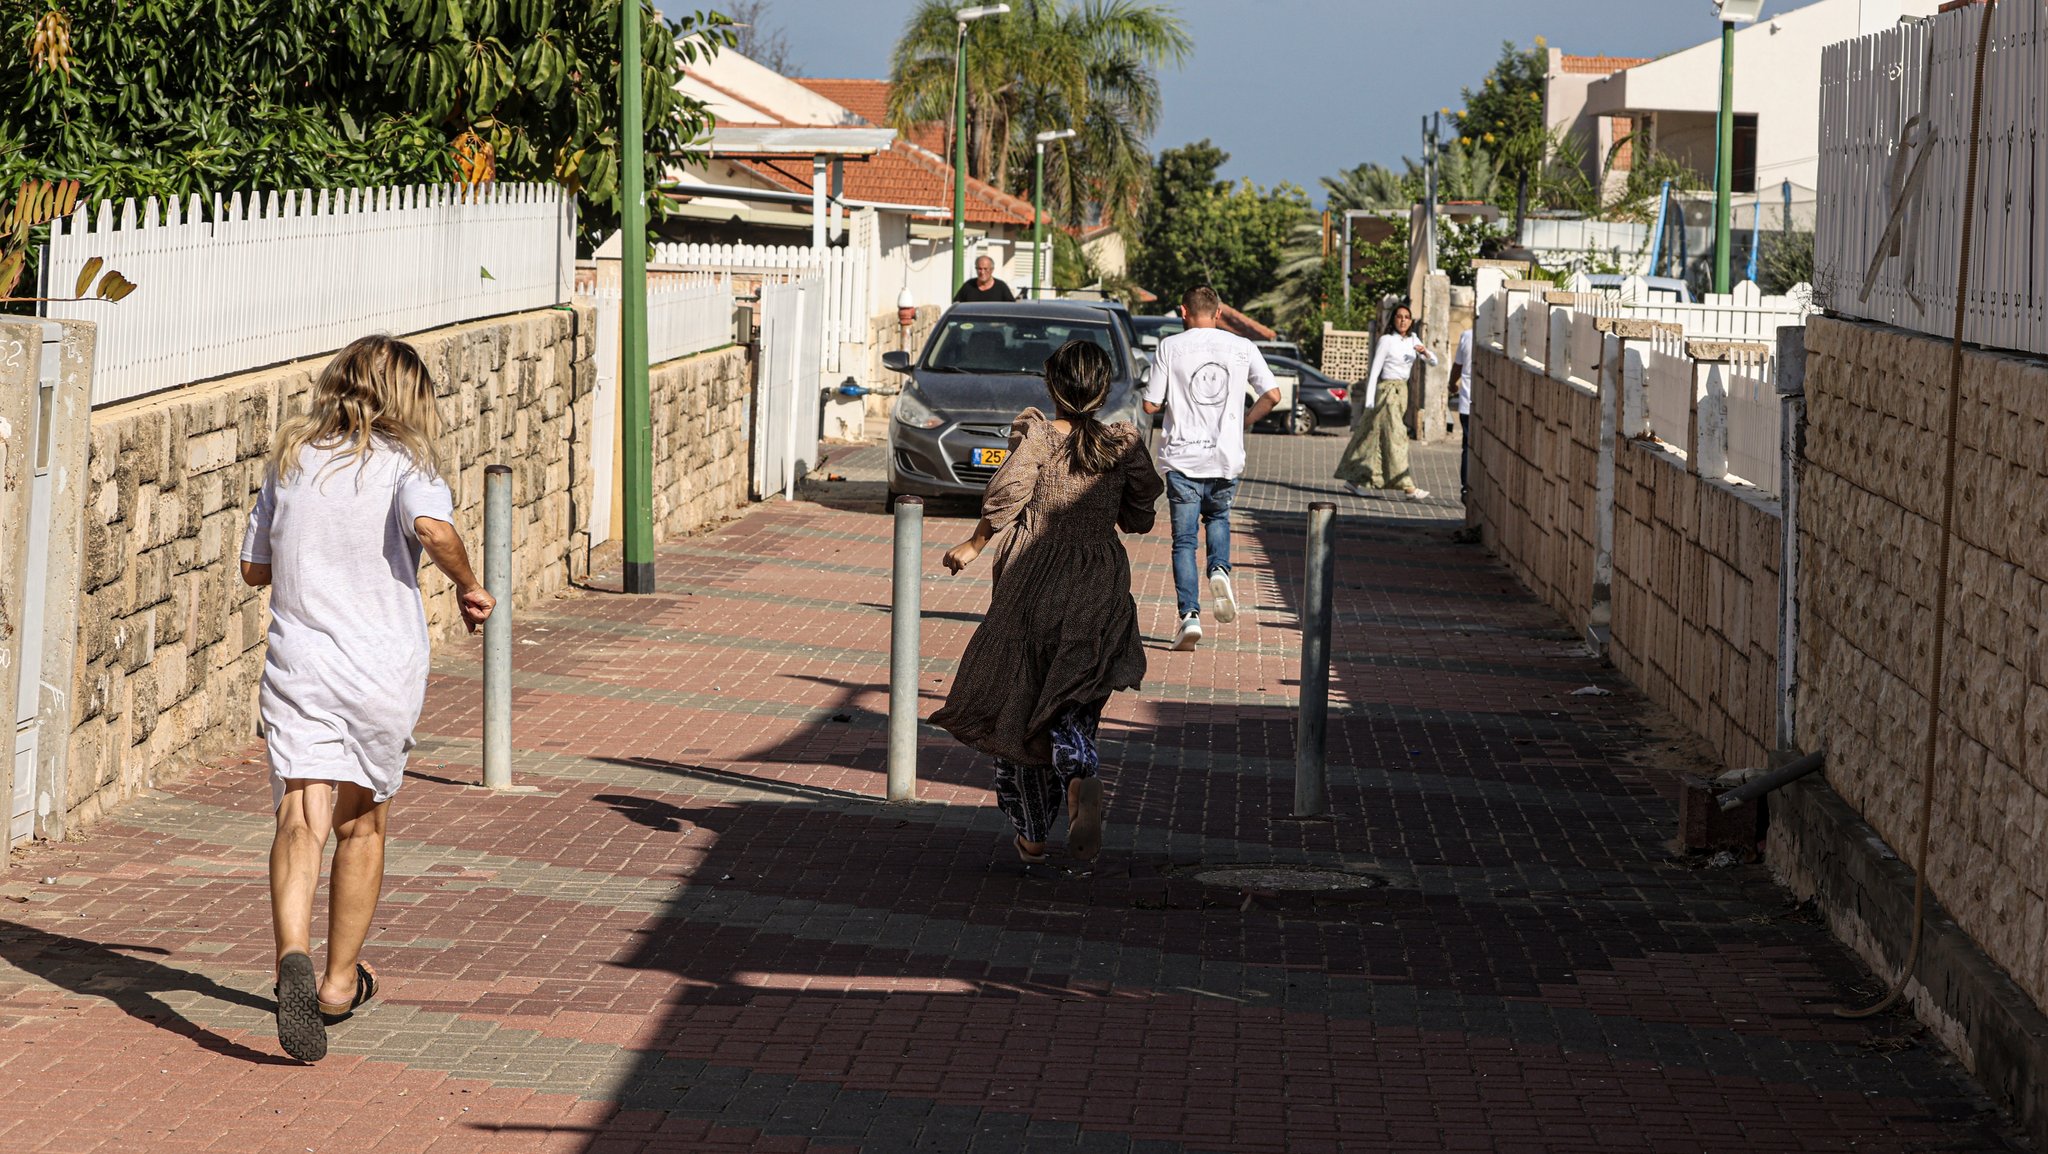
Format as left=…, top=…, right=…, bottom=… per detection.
left=1713, top=18, right=1735, bottom=294
left=1710, top=1, right=1764, bottom=293
left=620, top=0, right=654, bottom=593
left=950, top=6, right=1009, bottom=292
left=1422, top=112, right=1440, bottom=273
left=1033, top=128, right=1076, bottom=299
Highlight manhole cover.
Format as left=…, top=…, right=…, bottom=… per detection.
left=1190, top=866, right=1382, bottom=892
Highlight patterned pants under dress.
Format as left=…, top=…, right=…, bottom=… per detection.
left=993, top=700, right=1106, bottom=844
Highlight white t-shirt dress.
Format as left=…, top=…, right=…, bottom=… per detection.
left=240, top=440, right=455, bottom=808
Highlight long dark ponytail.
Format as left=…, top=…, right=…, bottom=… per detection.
left=1044, top=339, right=1120, bottom=474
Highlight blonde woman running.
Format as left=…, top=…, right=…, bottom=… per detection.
left=240, top=335, right=494, bottom=1061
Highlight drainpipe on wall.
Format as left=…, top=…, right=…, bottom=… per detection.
left=1775, top=323, right=1807, bottom=754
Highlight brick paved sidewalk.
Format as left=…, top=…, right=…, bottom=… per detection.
left=0, top=429, right=2023, bottom=1153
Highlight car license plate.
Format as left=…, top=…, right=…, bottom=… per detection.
left=972, top=447, right=1008, bottom=468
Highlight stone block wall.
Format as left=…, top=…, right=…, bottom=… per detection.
left=864, top=306, right=941, bottom=425
left=1468, top=344, right=1600, bottom=636
left=650, top=345, right=752, bottom=539
left=1610, top=438, right=1782, bottom=773
left=63, top=305, right=595, bottom=830
left=1795, top=314, right=2048, bottom=1012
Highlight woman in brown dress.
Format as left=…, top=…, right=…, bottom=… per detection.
left=932, top=340, right=1165, bottom=864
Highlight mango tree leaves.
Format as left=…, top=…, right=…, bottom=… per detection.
left=1, top=2, right=735, bottom=256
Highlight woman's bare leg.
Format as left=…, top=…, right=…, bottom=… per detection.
left=321, top=784, right=389, bottom=1005
left=271, top=781, right=338, bottom=965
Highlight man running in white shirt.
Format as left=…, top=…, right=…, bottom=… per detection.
left=1144, top=287, right=1282, bottom=651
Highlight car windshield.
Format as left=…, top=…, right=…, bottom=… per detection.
left=1133, top=316, right=1184, bottom=338
left=922, top=317, right=1118, bottom=375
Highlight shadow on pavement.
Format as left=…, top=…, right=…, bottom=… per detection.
left=0, top=919, right=297, bottom=1066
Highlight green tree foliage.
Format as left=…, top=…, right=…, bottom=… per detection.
left=1, top=0, right=731, bottom=251
left=1756, top=230, right=1813, bottom=296
left=886, top=0, right=1189, bottom=234
left=1128, top=141, right=1308, bottom=317
left=1252, top=144, right=1505, bottom=340
left=1449, top=39, right=1546, bottom=220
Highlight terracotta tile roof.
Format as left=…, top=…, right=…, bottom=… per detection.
left=1220, top=304, right=1276, bottom=342
left=730, top=139, right=1038, bottom=228
left=794, top=78, right=946, bottom=154
left=1558, top=53, right=1653, bottom=75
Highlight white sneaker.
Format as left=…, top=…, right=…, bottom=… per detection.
left=1173, top=613, right=1203, bottom=651
left=1343, top=481, right=1372, bottom=498
left=1209, top=570, right=1238, bottom=624
left=1402, top=488, right=1432, bottom=501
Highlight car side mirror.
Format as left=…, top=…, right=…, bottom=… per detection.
left=1139, top=335, right=1159, bottom=350
left=882, top=350, right=912, bottom=373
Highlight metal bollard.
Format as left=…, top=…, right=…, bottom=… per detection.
left=482, top=464, right=514, bottom=790
left=1295, top=501, right=1336, bottom=817
left=887, top=496, right=924, bottom=801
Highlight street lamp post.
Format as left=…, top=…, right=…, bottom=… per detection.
left=950, top=5, right=1009, bottom=292
left=1712, top=0, right=1764, bottom=294
left=620, top=0, right=654, bottom=594
left=1033, top=128, right=1076, bottom=300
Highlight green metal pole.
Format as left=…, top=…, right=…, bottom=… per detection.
left=621, top=0, right=654, bottom=594
left=1032, top=143, right=1044, bottom=300
left=951, top=21, right=969, bottom=292
left=1713, top=19, right=1734, bottom=295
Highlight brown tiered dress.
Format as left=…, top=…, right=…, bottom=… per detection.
left=932, top=409, right=1165, bottom=765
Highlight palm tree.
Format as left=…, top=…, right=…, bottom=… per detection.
left=1251, top=144, right=1507, bottom=335
left=886, top=0, right=1189, bottom=233
left=1250, top=162, right=1410, bottom=335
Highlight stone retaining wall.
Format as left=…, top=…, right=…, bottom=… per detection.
left=1468, top=344, right=1600, bottom=636
left=1794, top=314, right=2048, bottom=1013
left=650, top=345, right=752, bottom=540
left=1610, top=438, right=1781, bottom=773
left=63, top=306, right=596, bottom=830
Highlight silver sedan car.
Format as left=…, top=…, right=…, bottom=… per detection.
left=882, top=301, right=1145, bottom=506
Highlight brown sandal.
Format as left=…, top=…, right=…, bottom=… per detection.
left=318, top=961, right=378, bottom=1023
left=1014, top=836, right=1049, bottom=864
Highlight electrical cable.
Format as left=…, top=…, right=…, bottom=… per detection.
left=1837, top=0, right=1996, bottom=1022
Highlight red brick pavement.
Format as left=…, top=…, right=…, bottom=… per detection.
left=0, top=433, right=2023, bottom=1152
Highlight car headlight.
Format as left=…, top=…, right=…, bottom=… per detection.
left=894, top=388, right=945, bottom=430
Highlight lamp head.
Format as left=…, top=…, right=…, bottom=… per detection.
left=1714, top=0, right=1765, bottom=23
left=1035, top=129, right=1078, bottom=145
left=957, top=3, right=1009, bottom=23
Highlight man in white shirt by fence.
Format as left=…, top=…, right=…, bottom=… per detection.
left=1143, top=286, right=1281, bottom=652
left=1448, top=327, right=1473, bottom=500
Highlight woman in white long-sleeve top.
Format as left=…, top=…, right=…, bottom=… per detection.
left=1334, top=303, right=1437, bottom=500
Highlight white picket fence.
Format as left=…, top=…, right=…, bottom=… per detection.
left=754, top=273, right=828, bottom=500
left=41, top=183, right=575, bottom=407
left=1485, top=277, right=1788, bottom=498
left=1817, top=2, right=2048, bottom=355
left=653, top=243, right=867, bottom=379
left=585, top=274, right=736, bottom=546
left=1570, top=274, right=1816, bottom=342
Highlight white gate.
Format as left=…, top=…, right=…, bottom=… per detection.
left=754, top=274, right=827, bottom=500
left=11, top=326, right=61, bottom=848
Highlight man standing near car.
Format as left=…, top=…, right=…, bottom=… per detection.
left=1144, top=286, right=1281, bottom=651
left=954, top=254, right=1017, bottom=303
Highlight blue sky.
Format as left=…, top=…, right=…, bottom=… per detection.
left=662, top=0, right=1804, bottom=205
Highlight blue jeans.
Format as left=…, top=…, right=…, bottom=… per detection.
left=1165, top=471, right=1236, bottom=617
